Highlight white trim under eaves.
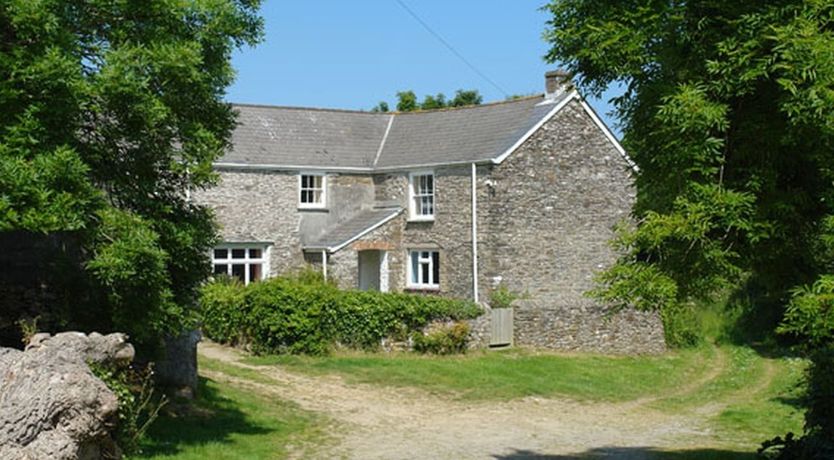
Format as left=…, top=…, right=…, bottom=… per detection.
left=577, top=99, right=638, bottom=172
left=214, top=162, right=373, bottom=173
left=492, top=90, right=579, bottom=165
left=373, top=115, right=394, bottom=167
left=214, top=158, right=496, bottom=174
left=305, top=208, right=404, bottom=253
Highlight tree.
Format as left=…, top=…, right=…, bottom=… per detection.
left=371, top=101, right=390, bottom=113
left=421, top=93, right=447, bottom=110
left=544, top=0, right=834, bottom=454
left=396, top=90, right=418, bottom=112
left=383, top=89, right=481, bottom=112
left=450, top=89, right=483, bottom=107
left=0, top=0, right=263, bottom=353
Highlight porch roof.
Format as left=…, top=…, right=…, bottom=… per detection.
left=303, top=207, right=403, bottom=253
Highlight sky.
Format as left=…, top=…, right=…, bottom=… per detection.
left=226, top=0, right=622, bottom=134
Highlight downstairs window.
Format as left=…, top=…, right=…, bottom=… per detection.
left=407, top=250, right=440, bottom=289
left=212, top=245, right=268, bottom=285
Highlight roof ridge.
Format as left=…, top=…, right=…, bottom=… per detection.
left=229, top=94, right=544, bottom=115
left=389, top=94, right=544, bottom=115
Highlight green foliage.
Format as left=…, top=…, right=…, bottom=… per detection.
left=89, top=362, right=166, bottom=456
left=371, top=101, right=389, bottom=113
left=0, top=0, right=263, bottom=352
left=770, top=278, right=834, bottom=457
left=544, top=1, right=834, bottom=447
left=382, top=89, right=482, bottom=112
left=412, top=321, right=470, bottom=355
left=396, top=90, right=418, bottom=112
left=199, top=275, right=481, bottom=355
left=449, top=89, right=483, bottom=107
left=489, top=284, right=524, bottom=309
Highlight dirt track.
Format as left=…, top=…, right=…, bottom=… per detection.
left=198, top=342, right=773, bottom=459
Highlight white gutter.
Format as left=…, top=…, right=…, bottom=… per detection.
left=471, top=162, right=479, bottom=303
left=321, top=249, right=327, bottom=281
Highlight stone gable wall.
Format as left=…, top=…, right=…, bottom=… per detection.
left=481, top=99, right=665, bottom=353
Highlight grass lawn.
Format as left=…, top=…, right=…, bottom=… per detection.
left=131, top=377, right=329, bottom=460
left=244, top=346, right=713, bottom=402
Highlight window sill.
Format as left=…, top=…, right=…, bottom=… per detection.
left=407, top=216, right=435, bottom=223
left=405, top=286, right=440, bottom=292
left=298, top=206, right=329, bottom=213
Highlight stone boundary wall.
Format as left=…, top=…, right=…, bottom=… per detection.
left=475, top=300, right=666, bottom=354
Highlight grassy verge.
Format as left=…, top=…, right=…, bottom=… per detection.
left=244, top=347, right=711, bottom=402
left=131, top=377, right=328, bottom=460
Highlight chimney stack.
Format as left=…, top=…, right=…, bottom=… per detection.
left=545, top=70, right=572, bottom=100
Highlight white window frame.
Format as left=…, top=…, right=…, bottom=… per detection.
left=298, top=172, right=326, bottom=209
left=406, top=249, right=440, bottom=289
left=211, top=244, right=270, bottom=285
left=408, top=170, right=435, bottom=221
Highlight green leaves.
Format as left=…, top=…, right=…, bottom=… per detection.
left=0, top=0, right=262, bottom=353
left=200, top=274, right=482, bottom=355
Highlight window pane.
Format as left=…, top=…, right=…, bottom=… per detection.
left=313, top=190, right=322, bottom=203
left=421, top=261, right=429, bottom=284
left=213, top=264, right=228, bottom=275
left=411, top=253, right=419, bottom=284
left=249, top=248, right=261, bottom=259
left=232, top=249, right=246, bottom=259
left=301, top=175, right=310, bottom=188
left=249, top=263, right=262, bottom=282
left=213, top=249, right=228, bottom=259
left=426, top=174, right=433, bottom=192
left=312, top=175, right=322, bottom=188
left=432, top=252, right=440, bottom=285
left=231, top=264, right=245, bottom=281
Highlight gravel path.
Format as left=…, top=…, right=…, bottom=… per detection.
left=198, top=342, right=771, bottom=459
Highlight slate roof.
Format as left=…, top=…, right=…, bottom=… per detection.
left=220, top=93, right=570, bottom=171
left=304, top=207, right=403, bottom=251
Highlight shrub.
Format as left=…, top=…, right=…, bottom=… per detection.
left=490, top=284, right=524, bottom=309
left=89, top=362, right=165, bottom=456
left=412, top=321, right=471, bottom=355
left=199, top=275, right=482, bottom=355
left=200, top=276, right=247, bottom=345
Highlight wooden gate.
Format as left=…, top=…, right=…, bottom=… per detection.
left=490, top=308, right=513, bottom=347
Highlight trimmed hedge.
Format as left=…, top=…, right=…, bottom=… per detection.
left=199, top=273, right=482, bottom=355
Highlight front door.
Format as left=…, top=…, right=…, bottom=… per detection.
left=358, top=250, right=381, bottom=291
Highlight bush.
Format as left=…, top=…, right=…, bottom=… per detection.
left=89, top=362, right=165, bottom=456
left=489, top=284, right=523, bottom=309
left=412, top=321, right=470, bottom=355
left=199, top=275, right=482, bottom=355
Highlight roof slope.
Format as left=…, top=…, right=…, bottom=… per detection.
left=220, top=93, right=570, bottom=171
left=225, top=105, right=390, bottom=168
left=304, top=207, right=403, bottom=251
left=376, top=96, right=556, bottom=168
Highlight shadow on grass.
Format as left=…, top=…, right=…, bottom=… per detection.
left=136, top=377, right=271, bottom=457
left=493, top=447, right=757, bottom=459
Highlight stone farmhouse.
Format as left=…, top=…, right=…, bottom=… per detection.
left=196, top=71, right=665, bottom=353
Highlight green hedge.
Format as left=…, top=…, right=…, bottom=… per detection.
left=199, top=273, right=482, bottom=355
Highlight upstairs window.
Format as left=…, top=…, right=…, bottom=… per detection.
left=408, top=171, right=435, bottom=220
left=299, top=173, right=326, bottom=208
left=212, top=245, right=268, bottom=285
left=407, top=250, right=440, bottom=289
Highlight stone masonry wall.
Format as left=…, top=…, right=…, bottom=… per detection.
left=483, top=99, right=665, bottom=353
left=193, top=170, right=375, bottom=277
left=372, top=166, right=480, bottom=299
left=194, top=170, right=304, bottom=275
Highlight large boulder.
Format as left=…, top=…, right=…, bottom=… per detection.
left=0, top=332, right=134, bottom=460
